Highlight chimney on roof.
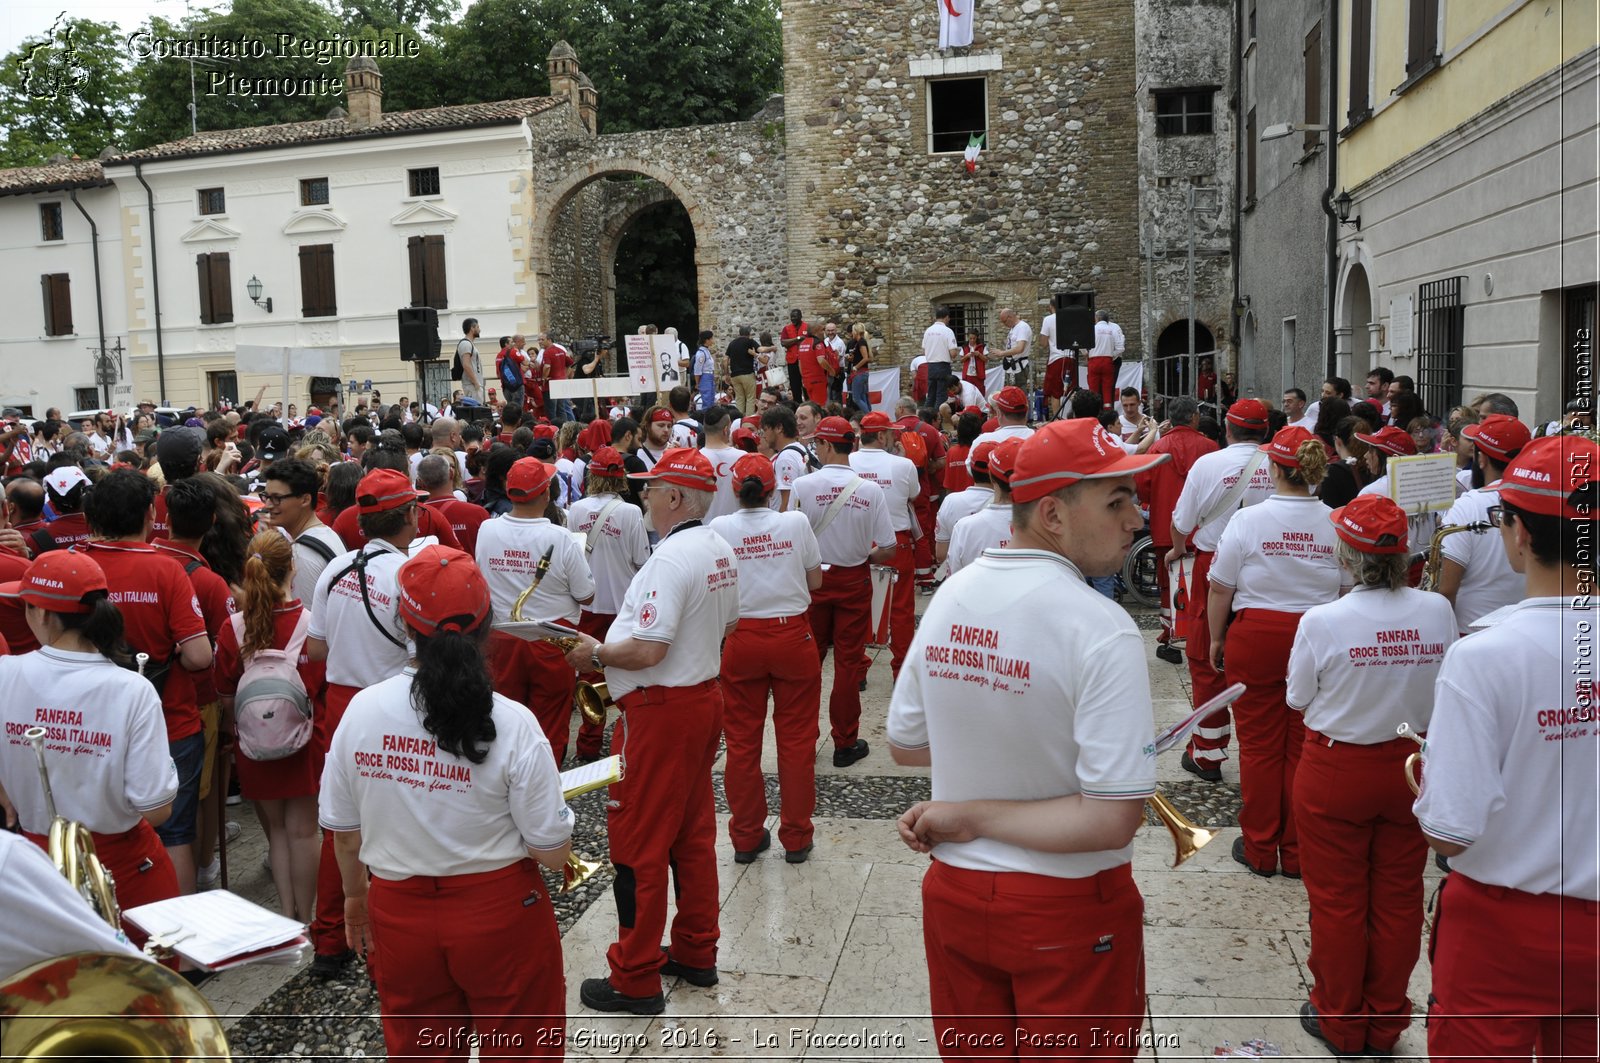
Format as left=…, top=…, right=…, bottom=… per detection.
left=547, top=41, right=590, bottom=132
left=577, top=73, right=598, bottom=135
left=344, top=56, right=383, bottom=128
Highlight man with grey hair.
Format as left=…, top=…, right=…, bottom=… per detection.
left=1468, top=392, right=1519, bottom=419
left=417, top=452, right=488, bottom=556
left=562, top=447, right=739, bottom=1016
left=1088, top=309, right=1125, bottom=410
left=1136, top=395, right=1216, bottom=663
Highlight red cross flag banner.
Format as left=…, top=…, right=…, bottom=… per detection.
left=939, top=0, right=974, bottom=48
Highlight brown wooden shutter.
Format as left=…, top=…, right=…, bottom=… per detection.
left=209, top=252, right=233, bottom=324
left=1408, top=0, right=1438, bottom=73
left=1348, top=0, right=1372, bottom=122
left=407, top=236, right=426, bottom=307
left=41, top=274, right=71, bottom=336
left=1245, top=108, right=1257, bottom=204
left=197, top=254, right=214, bottom=324
left=299, top=246, right=317, bottom=317
left=1303, top=22, right=1322, bottom=152
left=423, top=235, right=448, bottom=310
left=41, top=275, right=56, bottom=335
left=300, top=244, right=337, bottom=317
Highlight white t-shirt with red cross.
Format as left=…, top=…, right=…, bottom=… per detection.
left=308, top=540, right=411, bottom=688
left=946, top=504, right=1013, bottom=576
left=0, top=647, right=177, bottom=835
left=709, top=507, right=820, bottom=619
left=700, top=445, right=747, bottom=522
left=887, top=548, right=1157, bottom=877
left=1439, top=481, right=1520, bottom=633
left=566, top=493, right=650, bottom=616
left=474, top=514, right=595, bottom=626
left=792, top=464, right=895, bottom=567
left=1170, top=442, right=1275, bottom=552
left=936, top=485, right=993, bottom=543
left=602, top=524, right=740, bottom=700
left=319, top=671, right=572, bottom=879
left=1412, top=598, right=1599, bottom=899
left=1208, top=494, right=1346, bottom=612
left=1285, top=586, right=1457, bottom=743
left=849, top=447, right=919, bottom=533
left=771, top=443, right=812, bottom=509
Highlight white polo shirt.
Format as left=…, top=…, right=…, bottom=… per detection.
left=1208, top=495, right=1346, bottom=612
left=972, top=423, right=1036, bottom=467
left=309, top=540, right=411, bottom=688
left=709, top=508, right=820, bottom=619
left=1170, top=442, right=1275, bottom=553
left=946, top=504, right=1013, bottom=575
left=850, top=447, right=919, bottom=534
left=319, top=672, right=573, bottom=880
left=1413, top=598, right=1599, bottom=899
left=887, top=548, right=1157, bottom=878
left=771, top=442, right=812, bottom=509
left=792, top=464, right=895, bottom=567
left=0, top=647, right=177, bottom=835
left=700, top=445, right=747, bottom=522
left=921, top=321, right=957, bottom=365
left=635, top=445, right=665, bottom=472
left=1091, top=319, right=1125, bottom=360
left=566, top=493, right=650, bottom=616
left=1285, top=587, right=1457, bottom=743
left=475, top=514, right=595, bottom=626
left=935, top=485, right=994, bottom=543
left=1040, top=313, right=1068, bottom=362
left=291, top=524, right=346, bottom=611
left=602, top=525, right=740, bottom=700
left=1005, top=318, right=1033, bottom=358
left=1439, top=482, right=1520, bottom=633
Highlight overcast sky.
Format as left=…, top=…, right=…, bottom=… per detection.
left=2, top=1, right=179, bottom=63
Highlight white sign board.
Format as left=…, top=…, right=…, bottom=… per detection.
left=234, top=346, right=342, bottom=377
left=547, top=376, right=641, bottom=400
left=1387, top=452, right=1459, bottom=514
left=624, top=335, right=657, bottom=394
left=1389, top=295, right=1413, bottom=357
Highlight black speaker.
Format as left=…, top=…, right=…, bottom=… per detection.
left=1054, top=290, right=1096, bottom=311
left=398, top=306, right=441, bottom=362
left=1056, top=306, right=1096, bottom=350
left=457, top=404, right=495, bottom=427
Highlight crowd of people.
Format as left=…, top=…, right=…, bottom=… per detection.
left=0, top=345, right=1593, bottom=1062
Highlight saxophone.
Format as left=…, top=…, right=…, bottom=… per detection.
left=1420, top=521, right=1493, bottom=591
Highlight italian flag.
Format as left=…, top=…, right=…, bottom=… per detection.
left=963, top=133, right=984, bottom=173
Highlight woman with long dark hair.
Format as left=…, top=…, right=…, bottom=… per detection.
left=215, top=531, right=326, bottom=921
left=0, top=551, right=180, bottom=938
left=320, top=545, right=572, bottom=1060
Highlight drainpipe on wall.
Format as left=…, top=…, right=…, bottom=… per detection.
left=1230, top=0, right=1244, bottom=378
left=67, top=190, right=108, bottom=408
left=1319, top=0, right=1341, bottom=379
left=133, top=163, right=168, bottom=404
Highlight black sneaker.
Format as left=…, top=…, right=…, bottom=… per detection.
left=832, top=740, right=869, bottom=768
left=1155, top=643, right=1184, bottom=664
left=1181, top=750, right=1223, bottom=783
left=733, top=829, right=771, bottom=864
left=1232, top=836, right=1275, bottom=878
left=1299, top=1000, right=1362, bottom=1059
left=660, top=949, right=718, bottom=988
left=858, top=678, right=868, bottom=691
left=580, top=977, right=665, bottom=1015
left=784, top=844, right=814, bottom=864
left=309, top=949, right=354, bottom=979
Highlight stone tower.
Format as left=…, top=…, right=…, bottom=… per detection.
left=779, top=0, right=1143, bottom=365
left=344, top=55, right=383, bottom=128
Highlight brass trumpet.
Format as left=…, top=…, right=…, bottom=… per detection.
left=1398, top=722, right=1426, bottom=795
left=1147, top=791, right=1215, bottom=867
left=534, top=630, right=616, bottom=729
left=561, top=852, right=605, bottom=894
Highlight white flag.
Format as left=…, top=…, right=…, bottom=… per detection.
left=939, top=0, right=974, bottom=48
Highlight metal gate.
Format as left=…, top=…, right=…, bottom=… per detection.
left=1416, top=277, right=1464, bottom=418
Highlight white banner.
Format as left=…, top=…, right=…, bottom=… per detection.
left=984, top=365, right=1005, bottom=396
left=1076, top=360, right=1146, bottom=394
left=867, top=368, right=901, bottom=415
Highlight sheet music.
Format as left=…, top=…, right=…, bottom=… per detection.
left=560, top=755, right=623, bottom=800
left=1154, top=682, right=1247, bottom=755
left=124, top=890, right=305, bottom=968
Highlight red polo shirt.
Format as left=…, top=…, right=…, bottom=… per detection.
left=0, top=548, right=34, bottom=654
left=421, top=497, right=490, bottom=557
left=152, top=539, right=236, bottom=706
left=42, top=512, right=91, bottom=550
left=781, top=322, right=809, bottom=365
left=331, top=504, right=463, bottom=552
left=1134, top=425, right=1219, bottom=548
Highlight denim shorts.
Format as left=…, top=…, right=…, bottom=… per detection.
left=153, top=731, right=206, bottom=847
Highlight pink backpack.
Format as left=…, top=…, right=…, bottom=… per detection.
left=229, top=611, right=314, bottom=761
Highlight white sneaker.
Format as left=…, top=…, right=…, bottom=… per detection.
left=224, top=821, right=242, bottom=842
left=196, top=856, right=221, bottom=889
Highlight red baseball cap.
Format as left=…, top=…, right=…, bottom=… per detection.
left=1329, top=495, right=1409, bottom=554
left=1260, top=425, right=1316, bottom=468
left=587, top=446, right=626, bottom=477
left=988, top=437, right=1025, bottom=485
left=356, top=469, right=418, bottom=515
left=397, top=546, right=491, bottom=636
left=812, top=416, right=855, bottom=445
left=1009, top=419, right=1170, bottom=504
left=506, top=458, right=555, bottom=502
left=732, top=452, right=776, bottom=494
left=1356, top=425, right=1417, bottom=457
left=991, top=386, right=1028, bottom=415
left=1462, top=414, right=1531, bottom=462
left=1226, top=398, right=1270, bottom=430
left=730, top=425, right=759, bottom=452
left=1499, top=435, right=1600, bottom=520
left=982, top=417, right=999, bottom=433
left=647, top=408, right=674, bottom=424
left=628, top=447, right=717, bottom=490
left=578, top=418, right=611, bottom=452
left=0, top=551, right=109, bottom=614
left=859, top=411, right=895, bottom=433
left=531, top=423, right=559, bottom=440
left=961, top=405, right=985, bottom=418
left=969, top=439, right=998, bottom=474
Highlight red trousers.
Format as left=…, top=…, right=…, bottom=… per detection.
left=922, top=860, right=1146, bottom=1060
left=368, top=860, right=563, bottom=1060
left=887, top=531, right=916, bottom=678
left=607, top=679, right=723, bottom=997
left=1182, top=550, right=1232, bottom=765
left=913, top=494, right=937, bottom=584
left=720, top=616, right=821, bottom=853
left=574, top=610, right=616, bottom=759
left=26, top=819, right=177, bottom=948
left=489, top=631, right=577, bottom=764
left=1087, top=357, right=1117, bottom=409
left=806, top=562, right=871, bottom=750
left=1225, top=609, right=1305, bottom=874
left=1429, top=873, right=1600, bottom=1061
left=1294, top=735, right=1428, bottom=1053
left=313, top=682, right=360, bottom=958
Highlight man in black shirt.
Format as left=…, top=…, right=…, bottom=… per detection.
left=611, top=417, right=648, bottom=509
left=726, top=325, right=761, bottom=416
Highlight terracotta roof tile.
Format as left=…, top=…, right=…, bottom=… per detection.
left=0, top=159, right=110, bottom=197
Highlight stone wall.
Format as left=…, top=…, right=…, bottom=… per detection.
left=781, top=0, right=1142, bottom=365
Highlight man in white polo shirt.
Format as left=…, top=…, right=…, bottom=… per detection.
left=760, top=405, right=812, bottom=512
left=973, top=386, right=1035, bottom=460
left=850, top=411, right=921, bottom=680
left=1434, top=413, right=1530, bottom=634
left=1087, top=309, right=1125, bottom=410
left=921, top=306, right=959, bottom=404
left=888, top=417, right=1165, bottom=1057
left=935, top=440, right=997, bottom=570
left=995, top=308, right=1032, bottom=388
left=1413, top=435, right=1599, bottom=1061
left=699, top=405, right=745, bottom=521
left=793, top=417, right=897, bottom=767
left=946, top=437, right=1019, bottom=575
left=562, top=448, right=739, bottom=1017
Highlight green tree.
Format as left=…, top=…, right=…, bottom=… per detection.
left=334, top=0, right=460, bottom=29
left=0, top=17, right=137, bottom=166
